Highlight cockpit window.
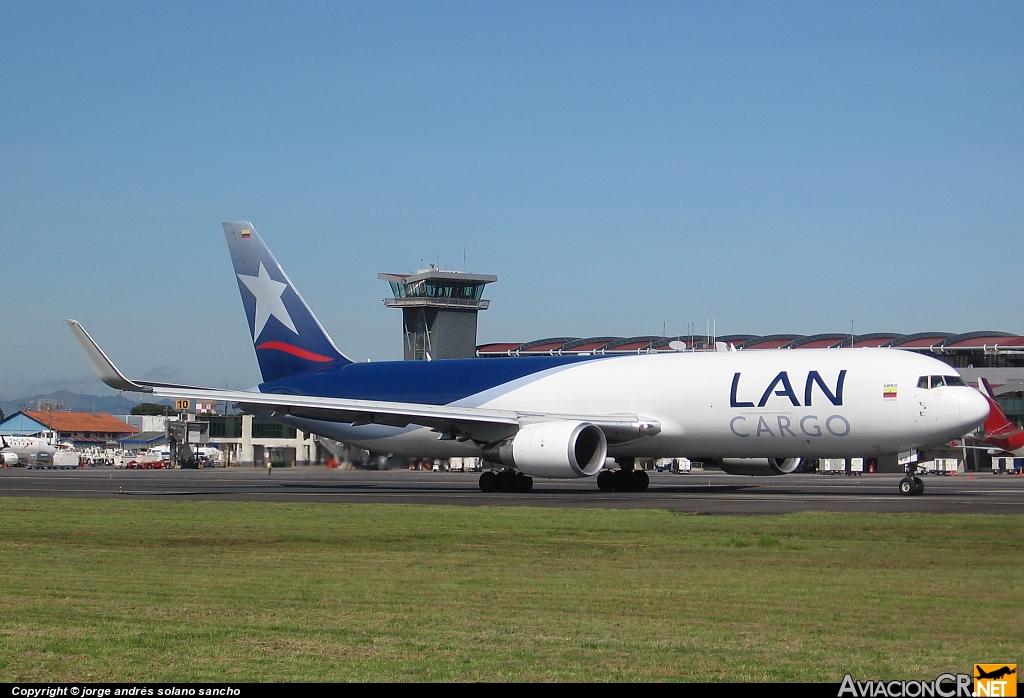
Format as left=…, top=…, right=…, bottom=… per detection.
left=917, top=374, right=962, bottom=386
left=918, top=375, right=963, bottom=389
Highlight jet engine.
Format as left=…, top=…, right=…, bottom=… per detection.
left=716, top=457, right=803, bottom=476
left=485, top=421, right=607, bottom=478
left=1, top=452, right=19, bottom=466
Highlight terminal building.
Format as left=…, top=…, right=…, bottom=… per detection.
left=122, top=413, right=320, bottom=467
left=477, top=331, right=1024, bottom=367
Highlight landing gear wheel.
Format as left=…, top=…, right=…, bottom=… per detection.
left=479, top=471, right=497, bottom=493
left=516, top=474, right=533, bottom=493
left=913, top=477, right=924, bottom=496
left=898, top=477, right=916, bottom=496
left=597, top=470, right=615, bottom=491
left=496, top=470, right=518, bottom=493
left=631, top=470, right=649, bottom=492
left=612, top=469, right=633, bottom=491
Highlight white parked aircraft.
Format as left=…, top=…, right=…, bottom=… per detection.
left=67, top=222, right=990, bottom=496
left=1, top=432, right=59, bottom=466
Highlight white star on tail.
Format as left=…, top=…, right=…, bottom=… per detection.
left=237, top=263, right=298, bottom=339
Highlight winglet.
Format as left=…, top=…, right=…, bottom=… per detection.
left=65, top=319, right=152, bottom=393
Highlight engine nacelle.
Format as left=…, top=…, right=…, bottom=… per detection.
left=1, top=452, right=19, bottom=466
left=717, top=457, right=802, bottom=476
left=487, top=421, right=607, bottom=478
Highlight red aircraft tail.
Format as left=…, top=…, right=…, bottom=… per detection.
left=978, top=378, right=1021, bottom=439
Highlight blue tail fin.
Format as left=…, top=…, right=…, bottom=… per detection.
left=223, top=222, right=351, bottom=383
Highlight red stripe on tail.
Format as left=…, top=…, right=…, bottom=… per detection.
left=256, top=341, right=335, bottom=363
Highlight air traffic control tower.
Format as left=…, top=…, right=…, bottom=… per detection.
left=379, top=267, right=497, bottom=360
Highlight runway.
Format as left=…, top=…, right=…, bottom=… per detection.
left=2, top=467, right=1024, bottom=514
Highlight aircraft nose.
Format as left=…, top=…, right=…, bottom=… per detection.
left=960, top=388, right=990, bottom=430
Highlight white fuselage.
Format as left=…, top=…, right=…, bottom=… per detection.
left=1, top=435, right=59, bottom=464
left=281, top=348, right=990, bottom=461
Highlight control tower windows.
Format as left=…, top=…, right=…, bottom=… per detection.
left=379, top=269, right=497, bottom=360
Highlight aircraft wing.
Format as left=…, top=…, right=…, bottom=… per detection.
left=146, top=385, right=654, bottom=443
left=67, top=319, right=658, bottom=444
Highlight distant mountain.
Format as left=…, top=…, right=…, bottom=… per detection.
left=0, top=391, right=173, bottom=418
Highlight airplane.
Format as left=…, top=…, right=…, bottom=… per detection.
left=67, top=221, right=990, bottom=497
left=976, top=378, right=1024, bottom=456
left=975, top=666, right=1016, bottom=681
left=1, top=433, right=58, bottom=466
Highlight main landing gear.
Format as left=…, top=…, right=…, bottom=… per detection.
left=898, top=476, right=924, bottom=496
left=597, top=469, right=649, bottom=492
left=596, top=458, right=650, bottom=492
left=479, top=470, right=533, bottom=493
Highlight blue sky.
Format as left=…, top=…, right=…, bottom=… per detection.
left=1, top=2, right=1021, bottom=398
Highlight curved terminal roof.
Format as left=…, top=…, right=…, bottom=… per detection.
left=648, top=335, right=700, bottom=351
left=738, top=334, right=803, bottom=350
left=558, top=337, right=622, bottom=353
left=888, top=332, right=952, bottom=348
left=789, top=334, right=851, bottom=349
left=939, top=332, right=1023, bottom=348
left=846, top=333, right=901, bottom=348
left=476, top=331, right=1024, bottom=357
left=604, top=336, right=664, bottom=352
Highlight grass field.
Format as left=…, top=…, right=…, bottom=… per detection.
left=0, top=498, right=1021, bottom=682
